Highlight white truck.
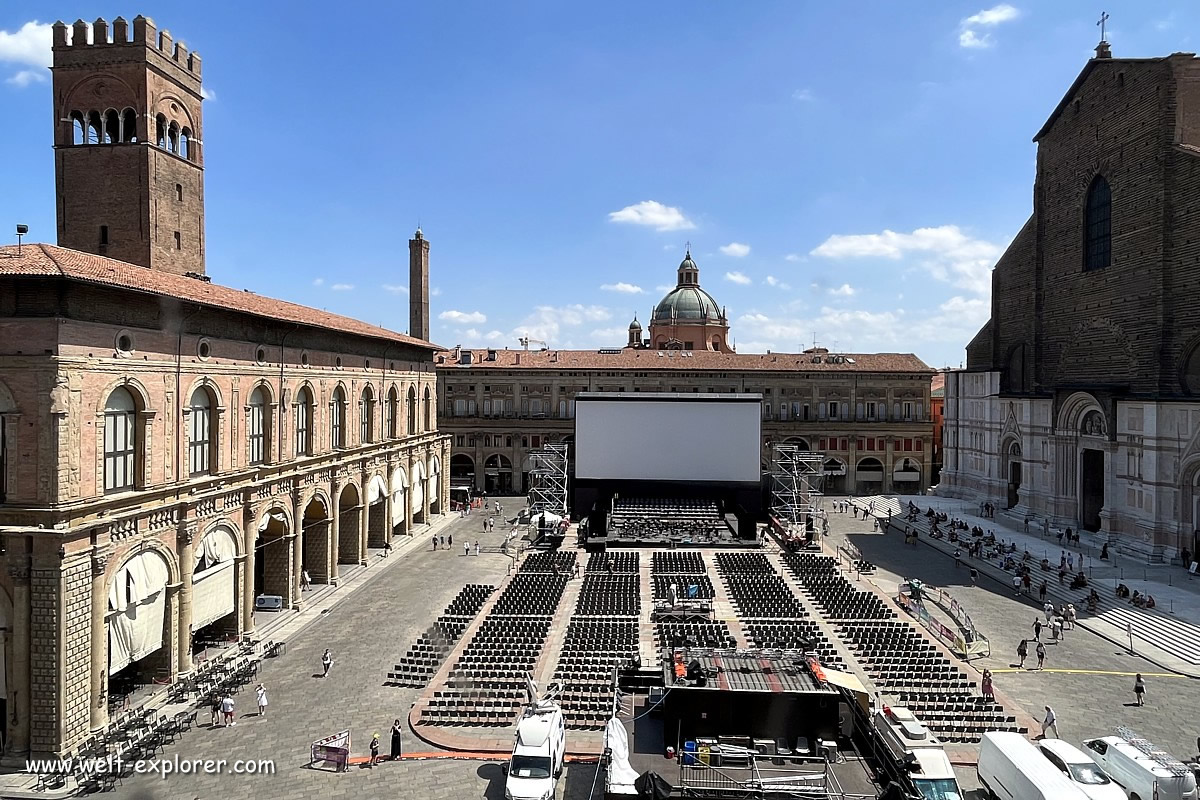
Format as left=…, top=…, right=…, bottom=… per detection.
left=504, top=677, right=567, bottom=800
left=873, top=706, right=964, bottom=800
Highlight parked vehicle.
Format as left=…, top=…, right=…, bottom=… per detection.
left=873, top=706, right=963, bottom=800
left=1084, top=734, right=1198, bottom=800
left=504, top=677, right=567, bottom=800
left=1038, top=739, right=1125, bottom=800
left=977, top=731, right=1090, bottom=800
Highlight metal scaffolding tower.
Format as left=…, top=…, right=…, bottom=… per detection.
left=769, top=443, right=824, bottom=533
left=527, top=443, right=569, bottom=516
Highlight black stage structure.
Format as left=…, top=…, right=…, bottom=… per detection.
left=570, top=393, right=764, bottom=548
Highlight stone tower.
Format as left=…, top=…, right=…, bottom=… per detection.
left=52, top=16, right=206, bottom=276
left=409, top=229, right=430, bottom=341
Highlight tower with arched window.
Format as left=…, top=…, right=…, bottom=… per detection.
left=51, top=16, right=206, bottom=276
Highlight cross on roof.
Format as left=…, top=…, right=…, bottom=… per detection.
left=1097, top=11, right=1109, bottom=42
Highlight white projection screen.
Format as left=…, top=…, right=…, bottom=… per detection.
left=574, top=394, right=761, bottom=483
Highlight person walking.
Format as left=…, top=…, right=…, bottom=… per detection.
left=1036, top=640, right=1047, bottom=670
left=1032, top=618, right=1042, bottom=641
left=1042, top=706, right=1059, bottom=738
left=220, top=692, right=236, bottom=727
left=256, top=683, right=268, bottom=717
left=483, top=517, right=489, bottom=533
left=464, top=541, right=470, bottom=557
left=1038, top=581, right=1047, bottom=602
left=475, top=541, right=481, bottom=556
left=1043, top=601, right=1054, bottom=621
left=1134, top=673, right=1146, bottom=706
left=322, top=648, right=333, bottom=678
left=954, top=548, right=961, bottom=568
left=1017, top=639, right=1028, bottom=668
left=431, top=536, right=437, bottom=551
left=981, top=669, right=994, bottom=701
left=440, top=535, right=446, bottom=548
left=301, top=570, right=311, bottom=590
left=448, top=533, right=453, bottom=548
left=969, top=566, right=978, bottom=584
left=391, top=719, right=404, bottom=761
left=210, top=694, right=221, bottom=727
left=1012, top=574, right=1022, bottom=595
left=369, top=732, right=380, bottom=768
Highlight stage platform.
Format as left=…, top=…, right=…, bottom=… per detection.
left=590, top=531, right=762, bottom=549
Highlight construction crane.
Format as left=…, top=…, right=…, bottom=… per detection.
left=519, top=337, right=548, bottom=350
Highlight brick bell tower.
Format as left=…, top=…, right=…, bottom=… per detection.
left=52, top=16, right=206, bottom=276
left=409, top=228, right=430, bottom=341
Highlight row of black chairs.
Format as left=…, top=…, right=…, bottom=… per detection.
left=520, top=551, right=577, bottom=574
left=652, top=551, right=707, bottom=575
left=741, top=621, right=847, bottom=670
left=387, top=585, right=495, bottom=687
left=586, top=550, right=639, bottom=573
left=577, top=574, right=641, bottom=617
left=656, top=620, right=734, bottom=650
left=653, top=574, right=715, bottom=600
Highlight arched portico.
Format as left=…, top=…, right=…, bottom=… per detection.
left=366, top=474, right=389, bottom=548
left=428, top=456, right=442, bottom=515
left=191, top=525, right=239, bottom=647
left=411, top=461, right=427, bottom=524
left=855, top=457, right=884, bottom=494
left=1055, top=392, right=1108, bottom=533
left=1001, top=439, right=1023, bottom=509
left=338, top=484, right=363, bottom=564
left=107, top=547, right=176, bottom=698
left=254, top=507, right=293, bottom=610
left=484, top=453, right=513, bottom=495
left=303, top=495, right=332, bottom=584
left=391, top=467, right=409, bottom=536
left=822, top=456, right=846, bottom=494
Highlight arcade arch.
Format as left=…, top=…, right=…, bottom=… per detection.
left=191, top=525, right=239, bottom=641
left=254, top=508, right=291, bottom=606
left=390, top=468, right=409, bottom=536
left=303, top=495, right=332, bottom=585
left=108, top=548, right=173, bottom=682
left=484, top=453, right=513, bottom=495
left=366, top=474, right=389, bottom=548
left=855, top=457, right=884, bottom=494
left=429, top=456, right=442, bottom=515
left=411, top=461, right=427, bottom=524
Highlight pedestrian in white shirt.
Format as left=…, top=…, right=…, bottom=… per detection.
left=256, top=683, right=268, bottom=717
left=220, top=693, right=236, bottom=727
left=1041, top=706, right=1058, bottom=738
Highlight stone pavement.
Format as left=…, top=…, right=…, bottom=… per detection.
left=62, top=511, right=533, bottom=800
left=854, top=494, right=1200, bottom=676
left=821, top=497, right=1200, bottom=797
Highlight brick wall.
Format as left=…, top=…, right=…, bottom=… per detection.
left=29, top=567, right=60, bottom=753
left=61, top=559, right=92, bottom=751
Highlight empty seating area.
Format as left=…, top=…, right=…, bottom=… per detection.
left=387, top=584, right=494, bottom=687
left=800, top=575, right=896, bottom=621
left=714, top=552, right=775, bottom=574
left=586, top=550, right=639, bottom=573
left=577, top=574, right=641, bottom=617
left=520, top=551, right=577, bottom=574
left=652, top=574, right=715, bottom=600
left=781, top=552, right=840, bottom=579
left=741, top=621, right=846, bottom=669
left=553, top=620, right=638, bottom=730
left=838, top=621, right=1023, bottom=743
left=656, top=620, right=735, bottom=649
left=608, top=497, right=724, bottom=542
left=716, top=554, right=807, bottom=619
left=652, top=551, right=706, bottom=574
left=491, top=573, right=569, bottom=616
left=419, top=687, right=524, bottom=727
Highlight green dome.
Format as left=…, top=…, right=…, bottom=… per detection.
left=653, top=286, right=724, bottom=323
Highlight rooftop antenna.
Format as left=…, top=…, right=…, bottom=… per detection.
left=15, top=224, right=28, bottom=255
left=1097, top=10, right=1109, bottom=42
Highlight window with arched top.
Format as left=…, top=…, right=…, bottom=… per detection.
left=104, top=387, right=138, bottom=493
left=71, top=112, right=86, bottom=145
left=168, top=123, right=179, bottom=154
left=121, top=108, right=138, bottom=142
left=179, top=127, right=191, bottom=160
left=386, top=387, right=399, bottom=438
left=155, top=114, right=167, bottom=149
left=87, top=111, right=103, bottom=145
left=407, top=385, right=417, bottom=434
left=103, top=109, right=119, bottom=144
left=188, top=387, right=214, bottom=476
left=1084, top=175, right=1112, bottom=271
left=360, top=385, right=376, bottom=444
left=331, top=387, right=347, bottom=449
left=248, top=386, right=268, bottom=466
left=423, top=386, right=432, bottom=432
left=295, top=386, right=313, bottom=456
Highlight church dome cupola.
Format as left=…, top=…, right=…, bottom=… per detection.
left=652, top=250, right=724, bottom=324
left=677, top=249, right=700, bottom=286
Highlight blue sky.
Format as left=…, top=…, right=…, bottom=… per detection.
left=0, top=2, right=1192, bottom=367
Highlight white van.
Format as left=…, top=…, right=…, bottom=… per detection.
left=977, top=731, right=1091, bottom=800
left=1084, top=736, right=1198, bottom=800
left=504, top=705, right=566, bottom=800
left=873, top=706, right=963, bottom=800
left=1038, top=739, right=1125, bottom=800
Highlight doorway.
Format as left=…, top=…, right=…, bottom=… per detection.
left=1080, top=449, right=1104, bottom=532
left=1007, top=462, right=1022, bottom=509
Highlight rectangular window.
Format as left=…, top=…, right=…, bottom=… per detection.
left=531, top=398, right=544, bottom=417
left=295, top=401, right=310, bottom=456
left=915, top=438, right=923, bottom=452
left=99, top=225, right=109, bottom=246
left=188, top=408, right=210, bottom=476
left=803, top=403, right=810, bottom=421
left=454, top=398, right=467, bottom=417
left=455, top=435, right=464, bottom=447
left=857, top=438, right=865, bottom=450
left=903, top=401, right=913, bottom=420
left=482, top=399, right=491, bottom=417
left=531, top=435, right=541, bottom=448
left=521, top=399, right=529, bottom=417
left=840, top=438, right=848, bottom=451
left=104, top=411, right=135, bottom=492
left=174, top=231, right=181, bottom=250
left=792, top=402, right=801, bottom=419
left=866, top=401, right=876, bottom=419
left=827, top=402, right=838, bottom=419
left=248, top=403, right=265, bottom=465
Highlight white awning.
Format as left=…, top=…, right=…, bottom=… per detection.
left=367, top=474, right=388, bottom=504
left=821, top=667, right=870, bottom=711
left=857, top=470, right=884, bottom=481
left=192, top=527, right=238, bottom=630
left=108, top=550, right=171, bottom=674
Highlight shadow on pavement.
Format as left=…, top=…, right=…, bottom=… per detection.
left=477, top=762, right=505, bottom=800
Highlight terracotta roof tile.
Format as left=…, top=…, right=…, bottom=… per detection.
left=436, top=348, right=932, bottom=373
left=0, top=244, right=440, bottom=350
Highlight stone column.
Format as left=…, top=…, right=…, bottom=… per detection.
left=292, top=491, right=304, bottom=609
left=164, top=581, right=181, bottom=683
left=384, top=462, right=394, bottom=539
left=241, top=532, right=256, bottom=635
left=176, top=523, right=195, bottom=675
left=89, top=547, right=112, bottom=731
left=329, top=476, right=341, bottom=584
left=7, top=562, right=30, bottom=754
left=441, top=440, right=451, bottom=514
left=359, top=468, right=370, bottom=564
left=405, top=451, right=415, bottom=534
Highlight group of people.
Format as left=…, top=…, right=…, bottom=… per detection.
left=1115, top=583, right=1157, bottom=608
left=366, top=720, right=406, bottom=767
left=209, top=683, right=269, bottom=728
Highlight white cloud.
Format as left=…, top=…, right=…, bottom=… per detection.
left=655, top=285, right=675, bottom=293
left=330, top=283, right=354, bottom=291
left=810, top=224, right=1003, bottom=295
left=511, top=304, right=611, bottom=346
left=0, top=21, right=51, bottom=85
left=791, top=88, right=814, bottom=102
left=591, top=325, right=631, bottom=343
left=381, top=284, right=409, bottom=295
left=764, top=275, right=791, bottom=290
left=439, top=310, right=487, bottom=324
left=601, top=282, right=644, bottom=294
left=959, top=4, right=1018, bottom=49
left=830, top=283, right=856, bottom=296
left=608, top=200, right=696, bottom=232
left=964, top=4, right=1019, bottom=26
left=724, top=271, right=752, bottom=285
left=719, top=242, right=751, bottom=258
left=312, top=278, right=324, bottom=287
left=784, top=253, right=804, bottom=263
left=200, top=86, right=217, bottom=101
left=430, top=287, right=442, bottom=297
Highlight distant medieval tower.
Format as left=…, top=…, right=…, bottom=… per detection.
left=52, top=16, right=206, bottom=276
